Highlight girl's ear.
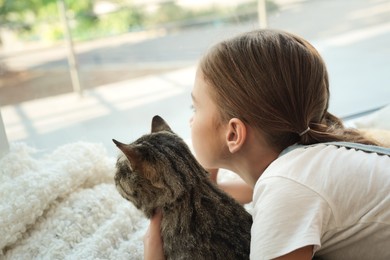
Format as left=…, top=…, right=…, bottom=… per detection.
left=225, top=118, right=247, bottom=153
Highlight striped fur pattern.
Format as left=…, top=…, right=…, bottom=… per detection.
left=113, top=115, right=252, bottom=260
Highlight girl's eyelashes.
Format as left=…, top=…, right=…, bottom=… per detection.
left=190, top=105, right=196, bottom=112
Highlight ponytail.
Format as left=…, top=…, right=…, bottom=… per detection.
left=299, top=112, right=380, bottom=146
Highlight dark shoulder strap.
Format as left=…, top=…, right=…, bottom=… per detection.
left=324, top=142, right=390, bottom=156
left=280, top=142, right=390, bottom=157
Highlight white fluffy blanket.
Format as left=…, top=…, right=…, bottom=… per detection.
left=0, top=141, right=244, bottom=260
left=0, top=142, right=147, bottom=259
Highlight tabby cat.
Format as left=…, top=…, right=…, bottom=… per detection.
left=113, top=115, right=252, bottom=260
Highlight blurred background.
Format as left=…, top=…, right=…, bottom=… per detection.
left=0, top=0, right=389, bottom=156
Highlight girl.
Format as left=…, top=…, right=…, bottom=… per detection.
left=144, top=29, right=390, bottom=259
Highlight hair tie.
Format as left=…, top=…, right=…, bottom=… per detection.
left=299, top=127, right=311, bottom=136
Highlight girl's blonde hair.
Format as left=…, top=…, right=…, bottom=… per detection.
left=199, top=29, right=377, bottom=152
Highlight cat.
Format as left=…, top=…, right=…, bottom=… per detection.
left=113, top=115, right=252, bottom=260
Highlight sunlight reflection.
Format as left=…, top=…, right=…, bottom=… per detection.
left=2, top=66, right=195, bottom=142
left=313, top=21, right=390, bottom=52
left=325, top=22, right=390, bottom=47
left=348, top=1, right=390, bottom=20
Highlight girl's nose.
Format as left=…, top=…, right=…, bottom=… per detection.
left=189, top=116, right=193, bottom=127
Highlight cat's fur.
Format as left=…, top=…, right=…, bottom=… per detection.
left=113, top=115, right=252, bottom=260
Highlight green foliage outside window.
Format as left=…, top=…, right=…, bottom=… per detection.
left=0, top=0, right=277, bottom=43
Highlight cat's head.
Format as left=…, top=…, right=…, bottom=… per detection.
left=113, top=115, right=206, bottom=218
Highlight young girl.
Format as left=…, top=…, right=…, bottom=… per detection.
left=144, top=29, right=390, bottom=259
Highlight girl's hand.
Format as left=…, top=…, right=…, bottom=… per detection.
left=144, top=210, right=165, bottom=260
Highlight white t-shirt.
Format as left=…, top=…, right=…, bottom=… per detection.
left=251, top=143, right=390, bottom=260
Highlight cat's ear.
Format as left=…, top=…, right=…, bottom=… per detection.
left=112, top=139, right=140, bottom=166
left=151, top=115, right=172, bottom=133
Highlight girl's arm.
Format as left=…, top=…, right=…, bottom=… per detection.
left=208, top=168, right=253, bottom=204
left=273, top=245, right=313, bottom=260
